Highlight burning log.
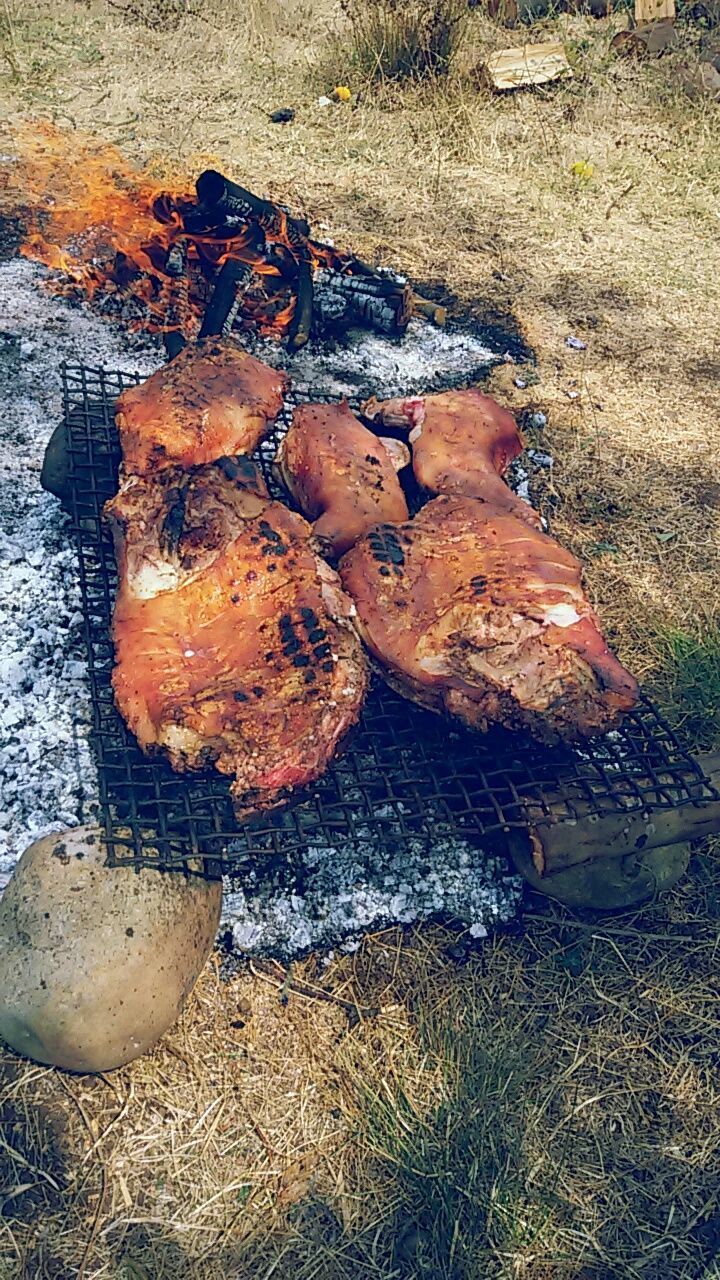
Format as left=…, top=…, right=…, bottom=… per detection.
left=287, top=256, right=314, bottom=350
left=198, top=257, right=254, bottom=339
left=313, top=269, right=412, bottom=336
left=196, top=170, right=311, bottom=247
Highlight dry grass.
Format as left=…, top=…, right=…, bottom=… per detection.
left=2, top=2, right=720, bottom=1277
left=3, top=882, right=720, bottom=1278
left=1, top=0, right=719, bottom=681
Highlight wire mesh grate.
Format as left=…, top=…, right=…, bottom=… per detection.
left=62, top=362, right=717, bottom=876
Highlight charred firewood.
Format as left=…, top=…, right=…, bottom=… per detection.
left=196, top=170, right=311, bottom=245
left=198, top=257, right=254, bottom=339
left=163, top=240, right=189, bottom=356
left=313, top=269, right=412, bottom=336
left=163, top=331, right=187, bottom=359
left=287, top=256, right=314, bottom=350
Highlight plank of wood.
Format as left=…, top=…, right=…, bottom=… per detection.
left=526, top=751, right=720, bottom=876
left=484, top=41, right=573, bottom=91
left=634, top=0, right=675, bottom=22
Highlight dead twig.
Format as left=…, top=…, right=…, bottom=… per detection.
left=605, top=180, right=636, bottom=221
left=249, top=958, right=381, bottom=1019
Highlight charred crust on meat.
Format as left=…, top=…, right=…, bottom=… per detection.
left=259, top=520, right=288, bottom=556
left=368, top=526, right=405, bottom=566
left=159, top=484, right=187, bottom=555
left=217, top=455, right=259, bottom=485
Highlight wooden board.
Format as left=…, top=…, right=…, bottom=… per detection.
left=526, top=751, right=720, bottom=876
left=634, top=0, right=675, bottom=22
left=485, top=41, right=573, bottom=91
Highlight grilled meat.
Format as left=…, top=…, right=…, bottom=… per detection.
left=115, top=338, right=288, bottom=475
left=363, top=387, right=541, bottom=528
left=277, top=400, right=410, bottom=557
left=340, top=495, right=638, bottom=742
left=105, top=455, right=269, bottom=599
left=108, top=461, right=368, bottom=815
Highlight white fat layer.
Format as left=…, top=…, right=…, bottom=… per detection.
left=379, top=437, right=410, bottom=472
left=131, top=559, right=181, bottom=600
left=159, top=725, right=204, bottom=755
left=543, top=603, right=581, bottom=627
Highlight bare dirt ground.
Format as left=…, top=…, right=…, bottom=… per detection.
left=1, top=3, right=720, bottom=1277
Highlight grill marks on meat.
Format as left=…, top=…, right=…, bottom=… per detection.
left=340, top=496, right=638, bottom=743
left=115, top=338, right=288, bottom=475
left=107, top=463, right=368, bottom=816
left=276, top=401, right=410, bottom=557
left=363, top=387, right=541, bottom=529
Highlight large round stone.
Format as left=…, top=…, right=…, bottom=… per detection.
left=0, top=827, right=222, bottom=1072
left=507, top=831, right=690, bottom=910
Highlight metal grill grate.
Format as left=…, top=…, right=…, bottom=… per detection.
left=62, top=362, right=717, bottom=877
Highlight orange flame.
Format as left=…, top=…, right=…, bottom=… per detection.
left=5, top=122, right=336, bottom=341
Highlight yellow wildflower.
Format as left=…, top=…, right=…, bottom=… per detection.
left=571, top=160, right=594, bottom=184
left=334, top=85, right=352, bottom=102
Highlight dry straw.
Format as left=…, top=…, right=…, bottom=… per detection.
left=1, top=1, right=720, bottom=1275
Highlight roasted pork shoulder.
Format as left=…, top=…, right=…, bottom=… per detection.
left=105, top=455, right=270, bottom=599
left=363, top=387, right=541, bottom=528
left=276, top=400, right=410, bottom=557
left=107, top=460, right=368, bottom=815
left=115, top=338, right=288, bottom=475
left=339, top=495, right=638, bottom=742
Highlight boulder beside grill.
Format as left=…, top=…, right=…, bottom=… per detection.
left=0, top=827, right=221, bottom=1072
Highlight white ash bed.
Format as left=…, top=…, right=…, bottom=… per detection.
left=0, top=259, right=525, bottom=956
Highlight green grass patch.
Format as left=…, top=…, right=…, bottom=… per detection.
left=651, top=617, right=720, bottom=751
left=357, top=999, right=572, bottom=1278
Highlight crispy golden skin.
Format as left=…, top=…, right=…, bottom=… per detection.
left=108, top=462, right=368, bottom=816
left=340, top=495, right=638, bottom=742
left=277, top=400, right=410, bottom=557
left=115, top=339, right=288, bottom=475
left=363, top=387, right=541, bottom=528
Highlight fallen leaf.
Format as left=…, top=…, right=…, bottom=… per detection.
left=657, top=530, right=677, bottom=542
left=276, top=1151, right=317, bottom=1209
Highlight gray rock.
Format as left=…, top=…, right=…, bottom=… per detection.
left=40, top=421, right=72, bottom=502
left=0, top=826, right=222, bottom=1072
